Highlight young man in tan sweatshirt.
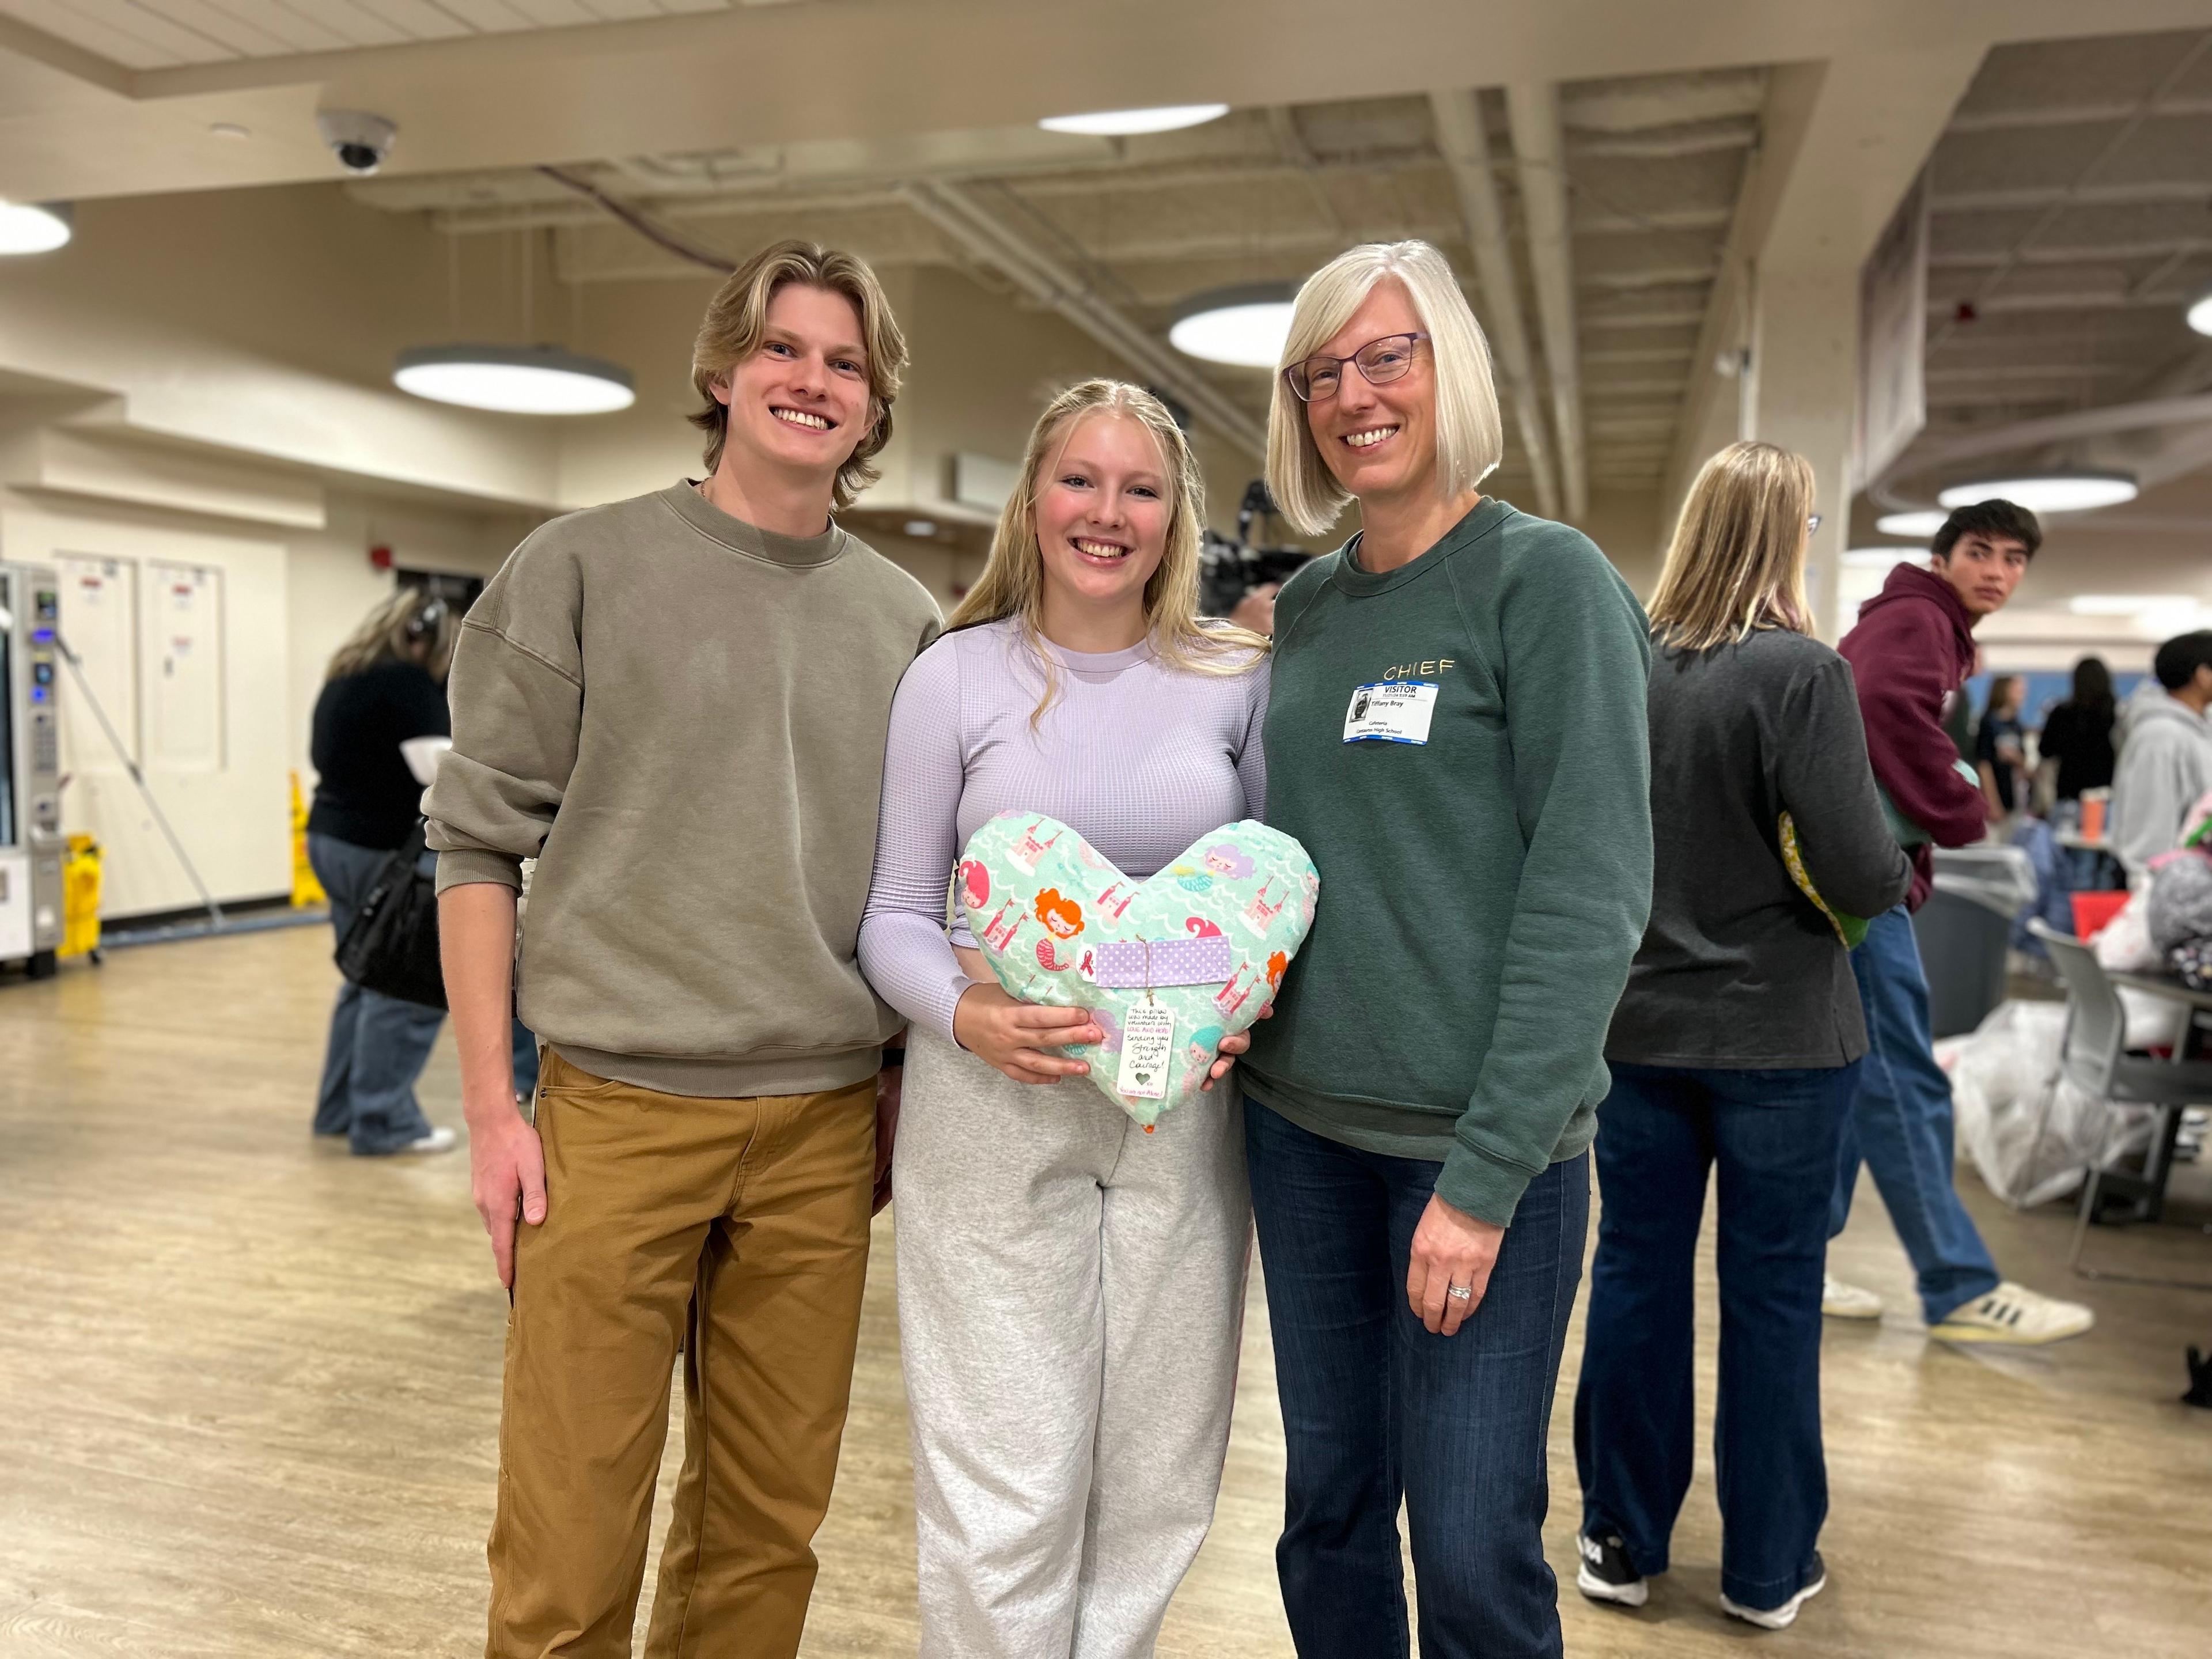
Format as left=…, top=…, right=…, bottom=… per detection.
left=426, top=241, right=940, bottom=1659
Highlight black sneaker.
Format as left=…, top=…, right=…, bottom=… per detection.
left=1575, top=1531, right=1647, bottom=1608
left=1721, top=1552, right=1828, bottom=1629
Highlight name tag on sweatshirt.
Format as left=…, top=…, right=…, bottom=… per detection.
left=1343, top=681, right=1437, bottom=745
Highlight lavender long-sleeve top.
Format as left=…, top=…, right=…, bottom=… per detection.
left=859, top=618, right=1270, bottom=1041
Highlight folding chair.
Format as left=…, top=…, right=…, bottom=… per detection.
left=2029, top=920, right=2212, bottom=1290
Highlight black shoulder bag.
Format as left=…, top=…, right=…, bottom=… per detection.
left=335, top=819, right=448, bottom=1009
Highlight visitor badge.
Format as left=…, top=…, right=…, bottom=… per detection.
left=1115, top=1005, right=1177, bottom=1100
left=1343, top=681, right=1437, bottom=745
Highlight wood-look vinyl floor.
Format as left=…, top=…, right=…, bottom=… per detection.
left=2, top=925, right=2209, bottom=1657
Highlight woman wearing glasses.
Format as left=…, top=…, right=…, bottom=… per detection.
left=1239, top=240, right=1652, bottom=1658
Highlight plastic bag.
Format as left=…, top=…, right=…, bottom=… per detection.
left=2093, top=881, right=2162, bottom=972
left=2148, top=847, right=2212, bottom=953
left=1944, top=1000, right=2152, bottom=1209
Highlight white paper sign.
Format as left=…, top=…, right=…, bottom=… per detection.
left=1343, top=681, right=1438, bottom=745
left=1115, top=1004, right=1177, bottom=1100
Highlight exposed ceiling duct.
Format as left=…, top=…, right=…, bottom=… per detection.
left=1507, top=82, right=1590, bottom=522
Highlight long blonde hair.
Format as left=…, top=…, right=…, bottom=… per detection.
left=688, top=238, right=906, bottom=510
left=948, top=380, right=1267, bottom=721
left=1266, top=240, right=1504, bottom=536
left=325, top=586, right=459, bottom=682
left=1647, top=441, right=1815, bottom=651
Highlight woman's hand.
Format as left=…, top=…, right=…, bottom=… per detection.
left=953, top=982, right=1105, bottom=1085
left=1199, top=1004, right=1272, bottom=1092
left=1407, top=1191, right=1505, bottom=1336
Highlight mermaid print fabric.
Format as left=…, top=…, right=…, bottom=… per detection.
left=959, top=812, right=1320, bottom=1126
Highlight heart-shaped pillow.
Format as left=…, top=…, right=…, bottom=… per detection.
left=959, top=812, right=1319, bottom=1126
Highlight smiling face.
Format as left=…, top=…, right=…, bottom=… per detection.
left=712, top=282, right=876, bottom=487
left=1302, top=278, right=1437, bottom=507
left=1032, top=411, right=1172, bottom=627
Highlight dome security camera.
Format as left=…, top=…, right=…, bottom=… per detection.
left=317, top=110, right=397, bottom=175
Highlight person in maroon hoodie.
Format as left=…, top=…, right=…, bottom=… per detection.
left=1823, top=500, right=2094, bottom=1345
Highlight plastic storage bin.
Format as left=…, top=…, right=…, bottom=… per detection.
left=1911, top=845, right=2036, bottom=1039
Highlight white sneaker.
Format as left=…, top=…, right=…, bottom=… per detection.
left=396, top=1126, right=458, bottom=1157
left=1721, top=1556, right=1826, bottom=1630
left=1929, top=1282, right=2093, bottom=1346
left=1821, top=1275, right=1883, bottom=1320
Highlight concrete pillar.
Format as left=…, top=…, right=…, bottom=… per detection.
left=1745, top=263, right=1858, bottom=643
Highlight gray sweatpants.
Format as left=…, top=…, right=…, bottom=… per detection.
left=895, top=1022, right=1252, bottom=1659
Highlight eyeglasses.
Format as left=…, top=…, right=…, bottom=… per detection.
left=1283, top=332, right=1429, bottom=402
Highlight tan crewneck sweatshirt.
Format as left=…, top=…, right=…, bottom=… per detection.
left=425, top=480, right=941, bottom=1097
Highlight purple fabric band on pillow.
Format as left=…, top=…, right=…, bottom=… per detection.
left=1092, top=936, right=1233, bottom=989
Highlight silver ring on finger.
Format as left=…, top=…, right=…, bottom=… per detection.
left=1445, top=1283, right=1472, bottom=1301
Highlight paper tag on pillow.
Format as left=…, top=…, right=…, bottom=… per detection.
left=1115, top=1005, right=1177, bottom=1100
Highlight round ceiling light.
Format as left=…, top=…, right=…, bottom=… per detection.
left=2188, top=287, right=2212, bottom=336
left=1874, top=510, right=1950, bottom=538
left=0, top=200, right=71, bottom=256
left=1039, top=104, right=1230, bottom=137
left=1168, top=282, right=1298, bottom=368
left=393, top=344, right=635, bottom=415
left=1935, top=471, right=2138, bottom=514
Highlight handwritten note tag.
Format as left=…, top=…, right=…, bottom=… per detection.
left=1114, top=1005, right=1177, bottom=1101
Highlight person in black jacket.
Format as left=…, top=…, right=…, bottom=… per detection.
left=308, top=588, right=462, bottom=1156
left=1571, top=442, right=1911, bottom=1632
left=2038, top=655, right=2118, bottom=804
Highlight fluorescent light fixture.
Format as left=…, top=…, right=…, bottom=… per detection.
left=1875, top=509, right=1950, bottom=538
left=903, top=519, right=938, bottom=537
left=2068, top=593, right=2195, bottom=615
left=1039, top=103, right=1230, bottom=137
left=1169, top=282, right=1298, bottom=368
left=1937, top=471, right=2137, bottom=514
left=0, top=200, right=71, bottom=255
left=2189, top=286, right=2212, bottom=336
left=393, top=344, right=635, bottom=415
left=1843, top=546, right=1930, bottom=569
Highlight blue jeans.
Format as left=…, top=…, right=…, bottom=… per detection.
left=1575, top=1061, right=1857, bottom=1612
left=1828, top=906, right=2002, bottom=1323
left=1245, top=1101, right=1589, bottom=1659
left=310, top=834, right=444, bottom=1155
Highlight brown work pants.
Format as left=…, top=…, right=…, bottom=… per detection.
left=485, top=1050, right=877, bottom=1659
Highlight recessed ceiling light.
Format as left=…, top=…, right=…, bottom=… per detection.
left=1168, top=282, right=1298, bottom=368
left=1039, top=104, right=1230, bottom=137
left=2067, top=593, right=2194, bottom=615
left=1843, top=546, right=1930, bottom=569
left=393, top=344, right=635, bottom=415
left=2188, top=287, right=2212, bottom=336
left=210, top=122, right=252, bottom=140
left=1874, top=510, right=1950, bottom=537
left=0, top=200, right=71, bottom=256
left=903, top=519, right=939, bottom=537
left=1936, top=471, right=2138, bottom=514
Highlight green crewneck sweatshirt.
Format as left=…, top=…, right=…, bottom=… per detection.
left=1241, top=498, right=1652, bottom=1225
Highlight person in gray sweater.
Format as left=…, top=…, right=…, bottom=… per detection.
left=426, top=242, right=940, bottom=1659
left=1572, top=442, right=1910, bottom=1633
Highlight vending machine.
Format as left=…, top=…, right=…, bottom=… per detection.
left=0, top=562, right=64, bottom=975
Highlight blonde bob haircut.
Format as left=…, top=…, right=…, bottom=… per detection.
left=1647, top=440, right=1816, bottom=652
left=1266, top=240, right=1505, bottom=536
left=948, top=378, right=1267, bottom=722
left=688, top=238, right=906, bottom=511
left=325, top=586, right=460, bottom=683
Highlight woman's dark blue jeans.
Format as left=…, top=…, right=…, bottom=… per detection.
left=1573, top=1059, right=1859, bottom=1613
left=1245, top=1100, right=1589, bottom=1659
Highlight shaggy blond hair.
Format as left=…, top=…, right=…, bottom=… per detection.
left=688, top=239, right=905, bottom=510
left=1266, top=240, right=1504, bottom=536
left=948, top=380, right=1267, bottom=721
left=1647, top=440, right=1816, bottom=651
left=325, top=586, right=459, bottom=682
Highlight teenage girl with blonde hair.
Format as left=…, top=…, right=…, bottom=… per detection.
left=859, top=378, right=1267, bottom=1657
